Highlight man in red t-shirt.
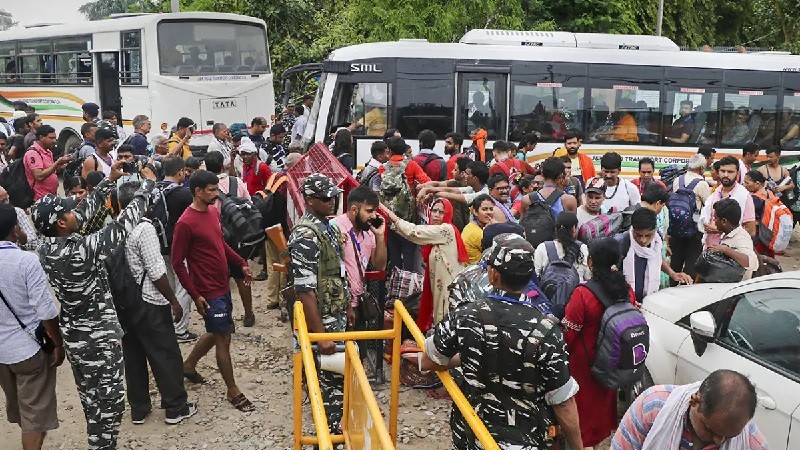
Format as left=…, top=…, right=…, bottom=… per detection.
left=630, top=157, right=667, bottom=194
left=488, top=140, right=536, bottom=179
left=238, top=137, right=272, bottom=196
left=412, top=129, right=447, bottom=181
left=172, top=170, right=256, bottom=413
left=24, top=125, right=71, bottom=201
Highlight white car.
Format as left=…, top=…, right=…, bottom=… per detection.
left=629, top=271, right=800, bottom=449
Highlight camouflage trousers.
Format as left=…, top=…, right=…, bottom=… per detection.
left=450, top=406, right=550, bottom=450
left=66, top=342, right=125, bottom=450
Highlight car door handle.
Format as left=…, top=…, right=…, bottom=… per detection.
left=757, top=395, right=777, bottom=410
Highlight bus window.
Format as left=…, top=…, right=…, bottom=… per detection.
left=396, top=73, right=454, bottom=139
left=121, top=30, right=142, bottom=85
left=332, top=82, right=390, bottom=138
left=158, top=21, right=270, bottom=75
left=510, top=82, right=583, bottom=142
left=588, top=85, right=661, bottom=144
left=458, top=73, right=506, bottom=140
left=54, top=36, right=91, bottom=84
left=721, top=91, right=778, bottom=147
left=663, top=90, right=719, bottom=145
left=0, top=43, right=16, bottom=83
left=779, top=95, right=800, bottom=149
left=18, top=40, right=51, bottom=84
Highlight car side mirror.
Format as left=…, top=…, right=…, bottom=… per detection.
left=690, top=311, right=716, bottom=356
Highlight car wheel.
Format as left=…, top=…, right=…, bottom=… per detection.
left=618, top=369, right=654, bottom=418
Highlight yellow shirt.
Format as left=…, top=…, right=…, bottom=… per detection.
left=461, top=222, right=484, bottom=264
left=167, top=135, right=192, bottom=160
left=359, top=107, right=387, bottom=137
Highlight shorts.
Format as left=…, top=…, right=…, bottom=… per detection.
left=228, top=262, right=245, bottom=280
left=0, top=350, right=59, bottom=433
left=204, top=292, right=234, bottom=334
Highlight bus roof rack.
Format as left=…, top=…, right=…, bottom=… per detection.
left=460, top=29, right=680, bottom=51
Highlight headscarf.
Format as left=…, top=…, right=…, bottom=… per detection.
left=417, top=198, right=469, bottom=331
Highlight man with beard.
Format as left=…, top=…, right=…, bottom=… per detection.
left=332, top=186, right=387, bottom=328
left=699, top=155, right=756, bottom=249
left=172, top=170, right=256, bottom=413
left=553, top=129, right=596, bottom=184
left=664, top=99, right=696, bottom=144
left=444, top=132, right=466, bottom=181
left=288, top=173, right=350, bottom=434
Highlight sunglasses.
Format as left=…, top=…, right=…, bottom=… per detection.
left=313, top=196, right=334, bottom=203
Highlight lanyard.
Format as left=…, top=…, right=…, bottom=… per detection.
left=348, top=229, right=362, bottom=256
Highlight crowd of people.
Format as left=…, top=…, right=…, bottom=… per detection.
left=0, top=96, right=792, bottom=450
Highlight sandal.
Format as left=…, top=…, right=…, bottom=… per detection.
left=229, top=393, right=256, bottom=412
left=426, top=387, right=451, bottom=400
left=183, top=371, right=206, bottom=384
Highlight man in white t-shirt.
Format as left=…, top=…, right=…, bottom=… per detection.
left=598, top=151, right=640, bottom=211
left=577, top=177, right=606, bottom=226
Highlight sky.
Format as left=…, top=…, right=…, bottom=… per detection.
left=4, top=0, right=86, bottom=28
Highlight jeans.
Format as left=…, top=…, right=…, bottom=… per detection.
left=122, top=301, right=188, bottom=416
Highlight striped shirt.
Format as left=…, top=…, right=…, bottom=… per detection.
left=612, top=385, right=769, bottom=450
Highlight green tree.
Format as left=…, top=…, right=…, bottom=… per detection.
left=0, top=9, right=17, bottom=31
left=80, top=0, right=139, bottom=20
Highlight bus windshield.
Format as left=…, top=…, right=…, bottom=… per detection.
left=158, top=20, right=270, bottom=76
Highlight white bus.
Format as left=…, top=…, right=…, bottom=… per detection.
left=302, top=30, right=800, bottom=175
left=0, top=12, right=274, bottom=156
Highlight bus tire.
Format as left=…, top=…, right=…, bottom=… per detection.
left=58, top=130, right=81, bottom=158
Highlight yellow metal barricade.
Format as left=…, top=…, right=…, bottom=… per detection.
left=293, top=300, right=499, bottom=450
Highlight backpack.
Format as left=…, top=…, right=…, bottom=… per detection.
left=148, top=182, right=180, bottom=255
left=539, top=241, right=581, bottom=319
left=667, top=175, right=702, bottom=238
left=578, top=213, right=624, bottom=244
left=253, top=173, right=288, bottom=228
left=584, top=279, right=649, bottom=390
left=659, top=164, right=687, bottom=192
left=218, top=177, right=266, bottom=259
left=419, top=153, right=445, bottom=180
left=103, top=233, right=146, bottom=327
left=62, top=153, right=98, bottom=184
left=519, top=189, right=563, bottom=249
left=496, top=158, right=523, bottom=179
left=757, top=196, right=794, bottom=253
left=781, top=164, right=800, bottom=208
left=0, top=158, right=34, bottom=209
left=379, top=159, right=416, bottom=222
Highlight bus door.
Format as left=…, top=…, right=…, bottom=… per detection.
left=456, top=67, right=509, bottom=143
left=95, top=52, right=122, bottom=121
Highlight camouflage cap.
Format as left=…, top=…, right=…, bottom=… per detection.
left=482, top=233, right=535, bottom=276
left=31, top=194, right=78, bottom=234
left=302, top=173, right=342, bottom=198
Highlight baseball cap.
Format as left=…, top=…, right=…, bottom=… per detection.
left=31, top=195, right=78, bottom=234
left=82, top=102, right=100, bottom=116
left=11, top=111, right=26, bottom=120
left=482, top=233, right=535, bottom=277
left=95, top=127, right=116, bottom=142
left=584, top=177, right=606, bottom=195
left=302, top=173, right=342, bottom=198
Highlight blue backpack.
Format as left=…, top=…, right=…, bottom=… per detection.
left=667, top=175, right=702, bottom=238
left=584, top=279, right=649, bottom=390
left=539, top=241, right=581, bottom=319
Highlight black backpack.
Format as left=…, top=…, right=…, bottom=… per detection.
left=148, top=182, right=180, bottom=255
left=218, top=177, right=266, bottom=259
left=519, top=189, right=563, bottom=249
left=103, top=233, right=146, bottom=328
left=62, top=153, right=98, bottom=184
left=0, top=158, right=34, bottom=209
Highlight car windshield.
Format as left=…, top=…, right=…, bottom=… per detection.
left=158, top=20, right=270, bottom=76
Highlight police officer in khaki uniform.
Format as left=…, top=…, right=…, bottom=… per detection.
left=288, top=173, right=351, bottom=434
left=420, top=233, right=584, bottom=450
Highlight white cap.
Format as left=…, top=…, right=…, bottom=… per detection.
left=12, top=111, right=26, bottom=120
left=238, top=137, right=258, bottom=154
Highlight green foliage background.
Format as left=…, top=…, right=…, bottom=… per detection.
left=78, top=0, right=800, bottom=97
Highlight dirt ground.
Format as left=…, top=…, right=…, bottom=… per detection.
left=2, top=231, right=799, bottom=450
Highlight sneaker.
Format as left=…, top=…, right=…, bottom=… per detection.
left=165, top=402, right=198, bottom=425
left=253, top=270, right=268, bottom=281
left=131, top=409, right=151, bottom=425
left=175, top=331, right=199, bottom=344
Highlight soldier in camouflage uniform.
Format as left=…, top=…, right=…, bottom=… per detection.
left=448, top=223, right=553, bottom=316
left=288, top=173, right=350, bottom=434
left=32, top=160, right=157, bottom=450
left=420, top=234, right=583, bottom=450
